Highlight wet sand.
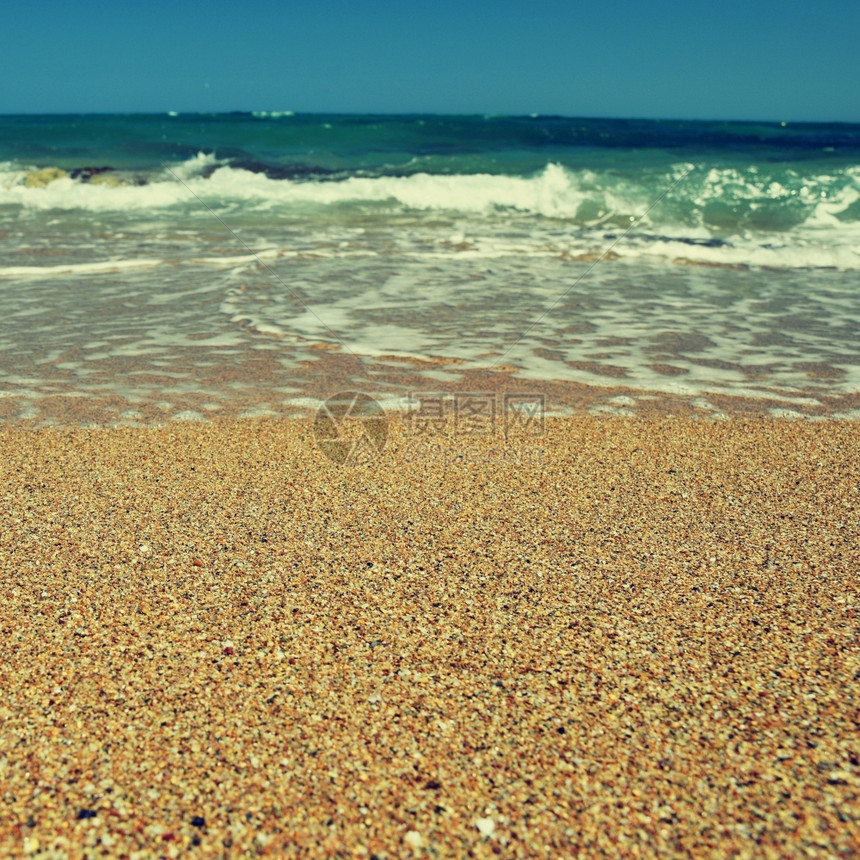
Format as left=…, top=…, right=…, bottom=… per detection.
left=3, top=345, right=860, bottom=427
left=1, top=416, right=858, bottom=857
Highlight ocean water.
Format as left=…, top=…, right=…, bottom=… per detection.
left=1, top=113, right=859, bottom=423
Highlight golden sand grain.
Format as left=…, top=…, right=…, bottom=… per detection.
left=0, top=417, right=857, bottom=857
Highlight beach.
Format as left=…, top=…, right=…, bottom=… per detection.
left=1, top=111, right=858, bottom=856
left=1, top=415, right=858, bottom=857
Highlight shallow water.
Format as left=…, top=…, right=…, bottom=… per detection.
left=1, top=114, right=858, bottom=422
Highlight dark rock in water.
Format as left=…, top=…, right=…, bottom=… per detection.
left=67, top=166, right=148, bottom=187
left=69, top=166, right=115, bottom=182
left=677, top=236, right=728, bottom=248
left=225, top=160, right=338, bottom=181
left=604, top=231, right=729, bottom=249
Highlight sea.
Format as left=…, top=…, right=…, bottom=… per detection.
left=1, top=112, right=859, bottom=424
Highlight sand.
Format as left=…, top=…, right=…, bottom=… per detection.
left=0, top=416, right=858, bottom=858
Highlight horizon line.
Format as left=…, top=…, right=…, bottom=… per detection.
left=1, top=110, right=858, bottom=126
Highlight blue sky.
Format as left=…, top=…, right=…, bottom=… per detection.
left=2, top=0, right=858, bottom=121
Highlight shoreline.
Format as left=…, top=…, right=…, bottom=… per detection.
left=1, top=417, right=858, bottom=857
left=2, top=361, right=860, bottom=427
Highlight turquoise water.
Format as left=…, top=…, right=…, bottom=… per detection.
left=0, top=114, right=859, bottom=421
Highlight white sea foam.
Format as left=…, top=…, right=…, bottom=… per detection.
left=162, top=151, right=224, bottom=181
left=2, top=156, right=856, bottom=223
left=0, top=258, right=164, bottom=278
left=0, top=156, right=849, bottom=212
left=0, top=173, right=190, bottom=212
left=191, top=249, right=286, bottom=266
left=0, top=160, right=585, bottom=217
left=1, top=159, right=858, bottom=272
